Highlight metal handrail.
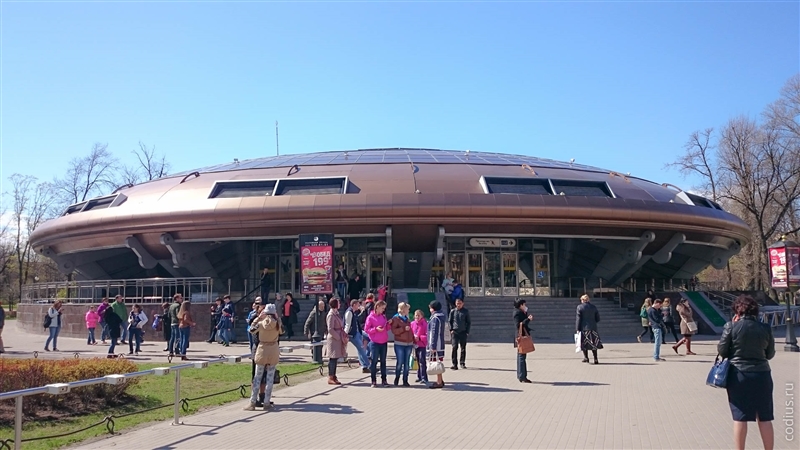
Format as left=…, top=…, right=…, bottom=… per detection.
left=21, top=277, right=213, bottom=304
left=0, top=353, right=248, bottom=450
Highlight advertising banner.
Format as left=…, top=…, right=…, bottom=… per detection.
left=788, top=246, right=800, bottom=289
left=770, top=247, right=788, bottom=289
left=299, top=234, right=334, bottom=295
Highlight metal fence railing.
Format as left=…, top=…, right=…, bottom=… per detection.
left=21, top=277, right=214, bottom=305
left=0, top=341, right=330, bottom=450
left=0, top=353, right=244, bottom=450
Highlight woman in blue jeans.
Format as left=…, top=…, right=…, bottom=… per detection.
left=45, top=301, right=64, bottom=351
left=177, top=301, right=196, bottom=360
left=389, top=302, right=414, bottom=386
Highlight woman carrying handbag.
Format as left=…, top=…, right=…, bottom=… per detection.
left=513, top=299, right=534, bottom=383
left=426, top=301, right=447, bottom=389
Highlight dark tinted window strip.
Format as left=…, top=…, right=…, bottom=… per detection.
left=210, top=181, right=276, bottom=199
left=551, top=181, right=613, bottom=198
left=274, top=177, right=346, bottom=196
left=83, top=196, right=116, bottom=212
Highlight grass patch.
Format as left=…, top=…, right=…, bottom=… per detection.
left=0, top=361, right=320, bottom=450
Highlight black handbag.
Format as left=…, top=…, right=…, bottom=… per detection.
left=706, top=355, right=731, bottom=388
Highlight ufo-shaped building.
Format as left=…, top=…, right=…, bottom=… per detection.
left=29, top=148, right=749, bottom=300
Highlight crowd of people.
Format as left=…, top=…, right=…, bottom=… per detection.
left=29, top=285, right=778, bottom=450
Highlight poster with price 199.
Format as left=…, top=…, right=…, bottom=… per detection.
left=299, top=234, right=334, bottom=295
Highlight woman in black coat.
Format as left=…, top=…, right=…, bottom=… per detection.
left=718, top=295, right=775, bottom=450
left=104, top=307, right=123, bottom=358
left=513, top=299, right=533, bottom=383
left=576, top=294, right=603, bottom=364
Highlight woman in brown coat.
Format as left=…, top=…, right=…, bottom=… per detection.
left=325, top=298, right=348, bottom=385
left=673, top=299, right=697, bottom=355
left=244, top=304, right=282, bottom=411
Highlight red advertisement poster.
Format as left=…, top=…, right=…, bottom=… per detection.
left=299, top=234, right=334, bottom=295
left=769, top=247, right=787, bottom=289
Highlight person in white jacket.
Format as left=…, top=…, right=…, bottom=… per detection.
left=344, top=299, right=369, bottom=373
left=127, top=304, right=149, bottom=355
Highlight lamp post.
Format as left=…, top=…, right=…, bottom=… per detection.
left=768, top=237, right=800, bottom=352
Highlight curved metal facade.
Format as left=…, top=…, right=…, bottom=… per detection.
left=30, top=148, right=749, bottom=290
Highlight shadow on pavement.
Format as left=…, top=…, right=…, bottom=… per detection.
left=274, top=402, right=363, bottom=414
left=531, top=381, right=609, bottom=387
left=447, top=382, right=523, bottom=393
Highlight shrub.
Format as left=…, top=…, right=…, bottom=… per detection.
left=0, top=358, right=139, bottom=417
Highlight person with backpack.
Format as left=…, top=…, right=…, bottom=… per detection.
left=104, top=305, right=123, bottom=358
left=44, top=300, right=63, bottom=352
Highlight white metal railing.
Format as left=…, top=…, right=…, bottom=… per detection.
left=0, top=353, right=246, bottom=450
left=20, top=277, right=214, bottom=305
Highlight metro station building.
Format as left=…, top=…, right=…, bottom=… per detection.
left=29, top=148, right=750, bottom=300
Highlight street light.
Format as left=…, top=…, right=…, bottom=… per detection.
left=768, top=237, right=800, bottom=352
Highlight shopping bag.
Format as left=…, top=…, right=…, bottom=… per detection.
left=410, top=352, right=418, bottom=370
left=516, top=324, right=535, bottom=354
left=574, top=332, right=582, bottom=353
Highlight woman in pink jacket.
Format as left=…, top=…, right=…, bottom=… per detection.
left=364, top=300, right=389, bottom=387
left=85, top=305, right=101, bottom=345
left=411, top=309, right=428, bottom=384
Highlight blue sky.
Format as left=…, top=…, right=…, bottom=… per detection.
left=1, top=1, right=798, bottom=202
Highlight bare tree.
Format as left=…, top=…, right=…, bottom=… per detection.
left=10, top=174, right=57, bottom=305
left=666, top=128, right=719, bottom=201
left=669, top=74, right=800, bottom=290
left=118, top=141, right=170, bottom=186
left=53, top=143, right=117, bottom=207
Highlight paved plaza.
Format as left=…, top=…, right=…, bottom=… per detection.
left=2, top=321, right=799, bottom=449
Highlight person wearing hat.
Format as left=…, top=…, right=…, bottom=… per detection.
left=246, top=298, right=263, bottom=353
left=244, top=303, right=283, bottom=411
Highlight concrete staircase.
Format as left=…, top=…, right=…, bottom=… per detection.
left=462, top=296, right=646, bottom=343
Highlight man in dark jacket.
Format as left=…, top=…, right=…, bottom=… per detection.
left=648, top=298, right=665, bottom=361
left=348, top=274, right=364, bottom=302
left=448, top=299, right=471, bottom=370
left=304, top=300, right=328, bottom=338
left=207, top=298, right=223, bottom=343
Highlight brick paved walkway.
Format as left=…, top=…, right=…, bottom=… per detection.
left=3, top=321, right=798, bottom=449
left=61, top=331, right=798, bottom=450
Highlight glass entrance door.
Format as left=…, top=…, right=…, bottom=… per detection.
left=369, top=253, right=385, bottom=291
left=278, top=255, right=294, bottom=293
left=447, top=253, right=465, bottom=287
left=535, top=254, right=551, bottom=296
left=502, top=253, right=518, bottom=296
left=467, top=252, right=483, bottom=296
left=484, top=252, right=501, bottom=296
